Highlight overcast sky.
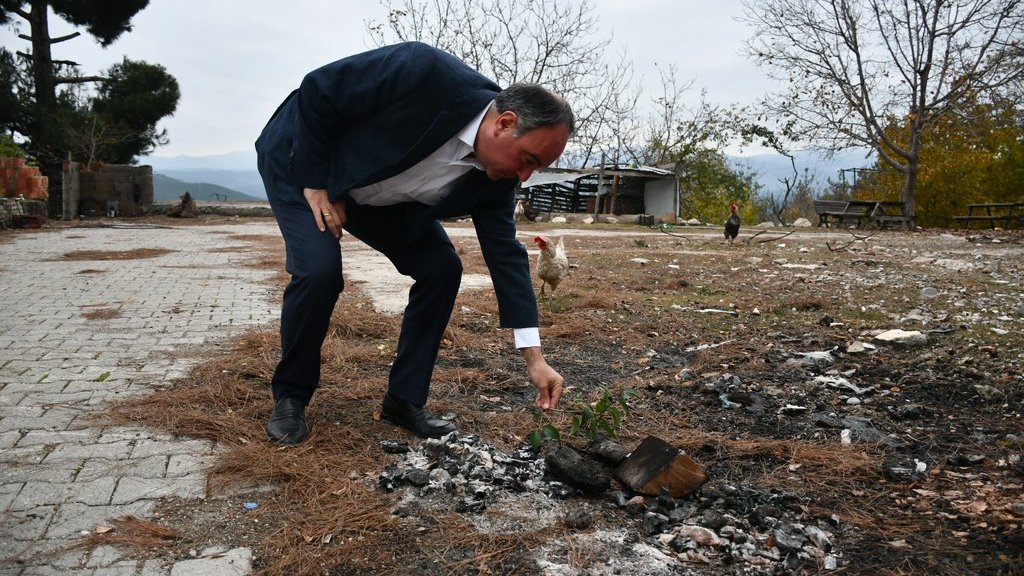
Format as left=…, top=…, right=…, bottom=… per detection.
left=1, top=1, right=779, bottom=160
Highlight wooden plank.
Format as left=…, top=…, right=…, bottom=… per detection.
left=614, top=436, right=707, bottom=498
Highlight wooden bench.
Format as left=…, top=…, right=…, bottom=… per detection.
left=952, top=203, right=1023, bottom=229
left=814, top=200, right=871, bottom=228
left=814, top=200, right=912, bottom=230
left=866, top=201, right=912, bottom=230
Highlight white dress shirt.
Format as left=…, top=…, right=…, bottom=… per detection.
left=348, top=103, right=541, bottom=349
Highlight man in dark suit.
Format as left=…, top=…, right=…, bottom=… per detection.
left=255, top=42, right=572, bottom=445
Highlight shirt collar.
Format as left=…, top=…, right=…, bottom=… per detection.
left=456, top=101, right=493, bottom=154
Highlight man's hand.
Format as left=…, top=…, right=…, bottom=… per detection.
left=522, top=347, right=563, bottom=411
left=304, top=188, right=347, bottom=239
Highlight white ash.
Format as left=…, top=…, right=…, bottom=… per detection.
left=376, top=433, right=845, bottom=574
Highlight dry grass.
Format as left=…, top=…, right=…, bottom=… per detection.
left=94, top=225, right=1024, bottom=575
left=77, top=516, right=178, bottom=549
left=81, top=306, right=121, bottom=320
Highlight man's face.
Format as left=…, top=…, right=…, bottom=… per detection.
left=475, top=111, right=570, bottom=182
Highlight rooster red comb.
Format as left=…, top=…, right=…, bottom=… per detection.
left=730, top=201, right=738, bottom=211
left=533, top=235, right=549, bottom=247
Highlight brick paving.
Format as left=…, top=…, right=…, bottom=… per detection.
left=0, top=221, right=280, bottom=576
left=0, top=218, right=674, bottom=575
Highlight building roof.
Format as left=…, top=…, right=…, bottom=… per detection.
left=521, top=165, right=673, bottom=189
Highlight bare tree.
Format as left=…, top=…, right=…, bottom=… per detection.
left=366, top=0, right=637, bottom=167
left=742, top=0, right=1024, bottom=223
left=633, top=64, right=730, bottom=168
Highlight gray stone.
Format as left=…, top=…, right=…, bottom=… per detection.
left=111, top=476, right=206, bottom=505
left=170, top=547, right=253, bottom=576
left=46, top=501, right=155, bottom=539
left=0, top=505, right=56, bottom=541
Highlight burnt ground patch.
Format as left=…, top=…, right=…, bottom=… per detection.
left=99, top=224, right=1023, bottom=575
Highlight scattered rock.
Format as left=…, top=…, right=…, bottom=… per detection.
left=544, top=445, right=612, bottom=495
left=874, top=329, right=928, bottom=346
left=562, top=507, right=594, bottom=530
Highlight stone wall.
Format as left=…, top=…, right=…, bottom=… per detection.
left=65, top=162, right=154, bottom=218
left=0, top=197, right=49, bottom=229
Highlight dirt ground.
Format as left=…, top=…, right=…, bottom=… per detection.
left=55, top=216, right=1023, bottom=575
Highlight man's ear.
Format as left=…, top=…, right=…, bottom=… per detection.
left=496, top=111, right=518, bottom=134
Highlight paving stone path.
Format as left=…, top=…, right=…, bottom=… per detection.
left=0, top=218, right=700, bottom=575
left=0, top=222, right=281, bottom=576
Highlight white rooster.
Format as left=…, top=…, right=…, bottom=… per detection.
left=533, top=235, right=568, bottom=296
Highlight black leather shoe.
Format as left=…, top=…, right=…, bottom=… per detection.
left=266, top=397, right=308, bottom=445
left=380, top=394, right=456, bottom=439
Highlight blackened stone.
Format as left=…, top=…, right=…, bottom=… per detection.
left=701, top=485, right=723, bottom=499
left=884, top=458, right=927, bottom=481
left=544, top=445, right=612, bottom=495
left=612, top=490, right=630, bottom=507
left=726, top=391, right=755, bottom=406
left=750, top=504, right=784, bottom=528
left=668, top=505, right=694, bottom=524
left=641, top=512, right=670, bottom=536
left=658, top=486, right=677, bottom=510
left=812, top=412, right=845, bottom=428
left=586, top=437, right=632, bottom=466
left=380, top=440, right=410, bottom=454
left=894, top=404, right=925, bottom=420
left=378, top=466, right=400, bottom=492
left=773, top=525, right=807, bottom=552
left=455, top=499, right=486, bottom=513
left=553, top=486, right=573, bottom=499
left=422, top=438, right=450, bottom=459
left=563, top=508, right=594, bottom=530
left=700, top=509, right=728, bottom=530
left=669, top=535, right=696, bottom=553
left=948, top=454, right=986, bottom=467
left=403, top=468, right=430, bottom=487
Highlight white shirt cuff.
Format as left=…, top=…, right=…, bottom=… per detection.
left=513, top=327, right=541, bottom=349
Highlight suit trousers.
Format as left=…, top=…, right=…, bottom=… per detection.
left=258, top=153, right=463, bottom=408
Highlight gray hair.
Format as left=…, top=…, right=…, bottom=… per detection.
left=495, top=83, right=575, bottom=136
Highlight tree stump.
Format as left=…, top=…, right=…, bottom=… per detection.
left=167, top=191, right=199, bottom=218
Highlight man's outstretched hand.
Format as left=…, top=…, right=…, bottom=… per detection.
left=522, top=347, right=563, bottom=411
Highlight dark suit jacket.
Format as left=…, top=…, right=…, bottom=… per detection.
left=255, top=42, right=538, bottom=329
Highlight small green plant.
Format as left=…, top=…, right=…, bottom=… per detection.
left=527, top=387, right=640, bottom=453
left=571, top=387, right=639, bottom=440
left=528, top=423, right=561, bottom=452
left=94, top=371, right=111, bottom=382
left=634, top=238, right=649, bottom=248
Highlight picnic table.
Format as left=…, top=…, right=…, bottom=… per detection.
left=814, top=200, right=911, bottom=230
left=952, top=203, right=1024, bottom=229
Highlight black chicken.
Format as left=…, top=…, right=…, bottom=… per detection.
left=724, top=202, right=740, bottom=243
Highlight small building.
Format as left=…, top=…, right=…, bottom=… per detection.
left=520, top=165, right=677, bottom=221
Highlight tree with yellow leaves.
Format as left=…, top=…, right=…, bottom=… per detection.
left=866, top=96, right=1023, bottom=227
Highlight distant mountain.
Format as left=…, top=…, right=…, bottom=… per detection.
left=153, top=173, right=262, bottom=203
left=142, top=150, right=255, bottom=171
left=142, top=150, right=266, bottom=200
left=155, top=168, right=266, bottom=199
left=142, top=147, right=877, bottom=202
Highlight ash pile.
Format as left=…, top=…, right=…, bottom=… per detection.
left=377, top=433, right=841, bottom=574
